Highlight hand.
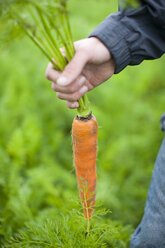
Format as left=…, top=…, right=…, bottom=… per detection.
left=45, top=37, right=115, bottom=109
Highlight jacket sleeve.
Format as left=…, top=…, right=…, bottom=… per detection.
left=88, top=0, right=165, bottom=73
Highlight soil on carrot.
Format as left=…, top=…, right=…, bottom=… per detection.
left=75, top=113, right=93, bottom=121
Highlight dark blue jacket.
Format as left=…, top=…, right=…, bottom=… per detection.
left=89, top=0, right=165, bottom=74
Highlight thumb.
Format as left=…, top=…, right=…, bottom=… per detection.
left=57, top=50, right=88, bottom=86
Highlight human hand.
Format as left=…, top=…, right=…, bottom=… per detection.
left=45, top=37, right=115, bottom=109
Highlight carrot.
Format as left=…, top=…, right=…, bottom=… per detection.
left=72, top=114, right=98, bottom=223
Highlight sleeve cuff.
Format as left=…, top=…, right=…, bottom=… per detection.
left=88, top=12, right=131, bottom=74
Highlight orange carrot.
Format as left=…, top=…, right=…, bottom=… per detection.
left=72, top=114, right=98, bottom=221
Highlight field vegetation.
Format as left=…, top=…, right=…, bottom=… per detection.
left=0, top=0, right=165, bottom=247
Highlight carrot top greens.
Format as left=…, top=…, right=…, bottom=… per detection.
left=0, top=0, right=90, bottom=117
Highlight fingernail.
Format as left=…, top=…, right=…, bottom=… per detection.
left=78, top=76, right=86, bottom=86
left=72, top=102, right=79, bottom=108
left=80, top=86, right=88, bottom=94
left=57, top=76, right=68, bottom=86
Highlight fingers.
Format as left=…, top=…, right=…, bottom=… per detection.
left=45, top=62, right=61, bottom=82
left=46, top=60, right=89, bottom=109
left=46, top=49, right=88, bottom=87
left=45, top=41, right=90, bottom=109
left=56, top=50, right=88, bottom=86
left=56, top=85, right=88, bottom=102
left=51, top=76, right=86, bottom=94
left=66, top=101, right=79, bottom=109
left=45, top=49, right=88, bottom=91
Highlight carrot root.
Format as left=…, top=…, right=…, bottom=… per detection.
left=72, top=114, right=98, bottom=220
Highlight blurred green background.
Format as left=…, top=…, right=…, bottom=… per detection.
left=0, top=0, right=165, bottom=247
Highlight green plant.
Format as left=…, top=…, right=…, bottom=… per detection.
left=120, top=0, right=139, bottom=8
left=4, top=206, right=132, bottom=248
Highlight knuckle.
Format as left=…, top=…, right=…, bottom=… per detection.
left=72, top=93, right=79, bottom=101
left=51, top=83, right=55, bottom=90
left=45, top=70, right=51, bottom=80
left=68, top=104, right=73, bottom=109
left=65, top=66, right=74, bottom=75
left=69, top=86, right=76, bottom=93
left=56, top=92, right=61, bottom=99
left=52, top=84, right=57, bottom=91
left=67, top=101, right=75, bottom=109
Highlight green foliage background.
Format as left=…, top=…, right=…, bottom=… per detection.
left=0, top=0, right=165, bottom=247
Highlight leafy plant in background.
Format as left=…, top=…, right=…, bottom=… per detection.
left=1, top=0, right=164, bottom=247
left=119, top=0, right=139, bottom=8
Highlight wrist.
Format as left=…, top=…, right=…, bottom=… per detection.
left=88, top=36, right=112, bottom=64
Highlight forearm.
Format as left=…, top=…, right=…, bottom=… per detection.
left=89, top=0, right=165, bottom=73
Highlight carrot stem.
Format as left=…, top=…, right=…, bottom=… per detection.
left=77, top=95, right=91, bottom=118
left=35, top=7, right=67, bottom=70
left=19, top=23, right=59, bottom=70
